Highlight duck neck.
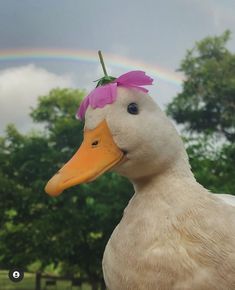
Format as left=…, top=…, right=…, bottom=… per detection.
left=132, top=155, right=198, bottom=203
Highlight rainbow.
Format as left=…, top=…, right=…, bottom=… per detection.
left=0, top=48, right=184, bottom=87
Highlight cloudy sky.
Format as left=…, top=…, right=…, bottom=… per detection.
left=0, top=0, right=234, bottom=134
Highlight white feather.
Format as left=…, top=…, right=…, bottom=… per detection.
left=215, top=193, right=235, bottom=206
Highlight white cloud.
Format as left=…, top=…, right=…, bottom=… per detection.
left=0, top=64, right=75, bottom=134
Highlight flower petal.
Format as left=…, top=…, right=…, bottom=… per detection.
left=89, top=83, right=117, bottom=109
left=116, top=70, right=153, bottom=86
left=76, top=71, right=154, bottom=120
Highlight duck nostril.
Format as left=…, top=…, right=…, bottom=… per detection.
left=92, top=140, right=99, bottom=147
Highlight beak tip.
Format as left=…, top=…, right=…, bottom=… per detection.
left=45, top=176, right=63, bottom=197
left=45, top=189, right=63, bottom=197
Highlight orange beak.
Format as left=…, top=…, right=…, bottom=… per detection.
left=45, top=120, right=125, bottom=196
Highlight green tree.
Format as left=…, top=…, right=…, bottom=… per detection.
left=167, top=31, right=235, bottom=195
left=167, top=30, right=235, bottom=142
left=0, top=88, right=132, bottom=289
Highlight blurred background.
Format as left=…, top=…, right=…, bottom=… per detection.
left=0, top=0, right=234, bottom=289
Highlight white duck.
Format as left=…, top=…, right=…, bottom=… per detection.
left=45, top=71, right=235, bottom=290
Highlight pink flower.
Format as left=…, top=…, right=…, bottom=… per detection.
left=76, top=71, right=153, bottom=120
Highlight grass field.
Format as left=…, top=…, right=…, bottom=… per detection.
left=0, top=271, right=91, bottom=290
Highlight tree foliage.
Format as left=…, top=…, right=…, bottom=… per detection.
left=167, top=30, right=235, bottom=142
left=185, top=136, right=235, bottom=194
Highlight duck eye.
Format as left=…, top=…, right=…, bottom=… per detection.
left=127, top=103, right=139, bottom=115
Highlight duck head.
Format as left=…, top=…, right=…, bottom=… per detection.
left=45, top=71, right=191, bottom=197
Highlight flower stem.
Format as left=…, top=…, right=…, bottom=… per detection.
left=98, top=50, right=108, bottom=77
